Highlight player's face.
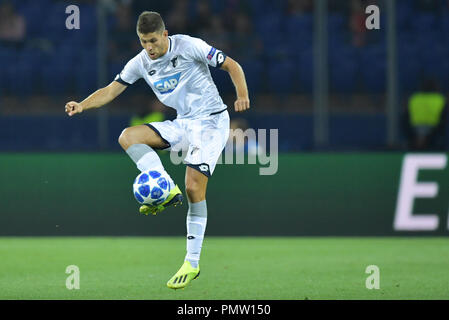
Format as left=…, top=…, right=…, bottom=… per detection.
left=138, top=30, right=169, bottom=60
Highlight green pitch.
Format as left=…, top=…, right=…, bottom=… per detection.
left=0, top=237, right=448, bottom=300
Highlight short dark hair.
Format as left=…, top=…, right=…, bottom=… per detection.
left=136, top=11, right=165, bottom=34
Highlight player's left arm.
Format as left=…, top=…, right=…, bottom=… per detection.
left=220, top=57, right=250, bottom=113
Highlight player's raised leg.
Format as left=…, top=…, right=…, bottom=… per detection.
left=167, top=166, right=207, bottom=289
left=119, top=124, right=182, bottom=214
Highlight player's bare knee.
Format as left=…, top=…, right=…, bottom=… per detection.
left=118, top=127, right=133, bottom=150
left=119, top=127, right=144, bottom=150
left=119, top=125, right=168, bottom=150
left=185, top=180, right=206, bottom=202
left=185, top=181, right=196, bottom=196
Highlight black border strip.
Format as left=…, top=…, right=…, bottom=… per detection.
left=0, top=300, right=436, bottom=318
left=144, top=124, right=171, bottom=150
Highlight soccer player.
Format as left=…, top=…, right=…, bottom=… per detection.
left=64, top=11, right=250, bottom=289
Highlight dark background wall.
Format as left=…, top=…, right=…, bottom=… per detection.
left=1, top=0, right=449, bottom=152
left=0, top=113, right=393, bottom=152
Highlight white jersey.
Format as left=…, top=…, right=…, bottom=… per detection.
left=115, top=34, right=228, bottom=119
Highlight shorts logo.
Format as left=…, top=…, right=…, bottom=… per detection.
left=207, top=47, right=217, bottom=60
left=190, top=147, right=199, bottom=156
left=199, top=164, right=209, bottom=172
left=149, top=70, right=156, bottom=76
left=153, top=72, right=181, bottom=94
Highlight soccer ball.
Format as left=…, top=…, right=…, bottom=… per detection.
left=133, top=170, right=171, bottom=206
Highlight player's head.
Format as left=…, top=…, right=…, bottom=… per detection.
left=136, top=11, right=169, bottom=60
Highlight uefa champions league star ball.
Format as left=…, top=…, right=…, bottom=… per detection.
left=133, top=170, right=171, bottom=206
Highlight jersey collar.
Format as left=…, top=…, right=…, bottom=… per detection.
left=158, top=36, right=173, bottom=61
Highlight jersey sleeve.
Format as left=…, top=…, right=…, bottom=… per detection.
left=114, top=55, right=142, bottom=85
left=187, top=36, right=227, bottom=68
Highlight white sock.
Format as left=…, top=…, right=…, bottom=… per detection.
left=185, top=200, right=207, bottom=268
left=126, top=144, right=175, bottom=189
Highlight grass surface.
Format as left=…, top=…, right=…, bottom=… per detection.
left=0, top=237, right=448, bottom=300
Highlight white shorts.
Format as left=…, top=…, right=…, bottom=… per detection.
left=147, top=110, right=230, bottom=176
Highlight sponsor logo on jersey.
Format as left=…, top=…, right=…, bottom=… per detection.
left=153, top=72, right=181, bottom=94
left=207, top=47, right=217, bottom=60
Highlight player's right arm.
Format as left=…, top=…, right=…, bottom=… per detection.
left=65, top=81, right=127, bottom=116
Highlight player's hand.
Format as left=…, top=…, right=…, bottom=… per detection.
left=65, top=101, right=83, bottom=116
left=234, top=97, right=250, bottom=112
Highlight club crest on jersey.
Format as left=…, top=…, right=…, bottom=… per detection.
left=171, top=56, right=178, bottom=68
left=153, top=72, right=181, bottom=94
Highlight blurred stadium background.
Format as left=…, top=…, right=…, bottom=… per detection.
left=1, top=0, right=448, bottom=151
left=1, top=0, right=449, bottom=236
left=0, top=0, right=448, bottom=234
left=1, top=0, right=449, bottom=300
